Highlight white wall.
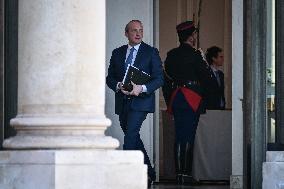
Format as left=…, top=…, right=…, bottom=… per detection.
left=105, top=0, right=154, bottom=164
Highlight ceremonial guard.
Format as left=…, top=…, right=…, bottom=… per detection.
left=163, top=20, right=213, bottom=185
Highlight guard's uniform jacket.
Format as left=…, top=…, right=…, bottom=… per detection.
left=163, top=43, right=213, bottom=114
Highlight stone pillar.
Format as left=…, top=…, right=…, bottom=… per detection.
left=3, top=0, right=117, bottom=149
left=0, top=1, right=146, bottom=188
left=263, top=152, right=284, bottom=189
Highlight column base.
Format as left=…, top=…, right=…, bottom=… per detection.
left=0, top=150, right=147, bottom=189
left=3, top=135, right=119, bottom=149
left=3, top=116, right=119, bottom=149
left=263, top=151, right=284, bottom=189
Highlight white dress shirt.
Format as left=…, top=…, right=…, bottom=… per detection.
left=125, top=43, right=140, bottom=65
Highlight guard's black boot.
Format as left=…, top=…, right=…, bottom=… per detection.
left=182, top=142, right=199, bottom=185
left=174, top=143, right=184, bottom=185
left=176, top=174, right=183, bottom=185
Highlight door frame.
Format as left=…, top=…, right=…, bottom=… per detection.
left=153, top=0, right=160, bottom=181
left=243, top=0, right=267, bottom=189
left=0, top=0, right=4, bottom=148
left=154, top=0, right=237, bottom=184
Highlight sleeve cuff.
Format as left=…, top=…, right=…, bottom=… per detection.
left=116, top=82, right=120, bottom=92
left=142, top=85, right=147, bottom=93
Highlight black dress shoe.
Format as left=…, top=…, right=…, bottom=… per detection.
left=149, top=170, right=156, bottom=181
left=148, top=169, right=156, bottom=188
left=148, top=177, right=153, bottom=188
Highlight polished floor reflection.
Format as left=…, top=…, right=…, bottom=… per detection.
left=150, top=183, right=230, bottom=189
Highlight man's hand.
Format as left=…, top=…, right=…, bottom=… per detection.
left=130, top=81, right=143, bottom=96
left=121, top=88, right=131, bottom=95
left=118, top=82, right=123, bottom=90
left=118, top=82, right=131, bottom=95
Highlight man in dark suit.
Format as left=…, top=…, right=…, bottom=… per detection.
left=106, top=20, right=164, bottom=185
left=205, top=46, right=226, bottom=110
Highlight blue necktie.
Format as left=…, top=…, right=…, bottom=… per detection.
left=214, top=70, right=224, bottom=107
left=215, top=70, right=221, bottom=86
left=125, top=47, right=135, bottom=70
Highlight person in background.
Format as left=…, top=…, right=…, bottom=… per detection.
left=205, top=46, right=226, bottom=110
left=106, top=20, right=164, bottom=187
left=164, top=20, right=212, bottom=185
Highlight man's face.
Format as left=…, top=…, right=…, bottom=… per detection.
left=213, top=52, right=224, bottom=66
left=125, top=21, right=143, bottom=46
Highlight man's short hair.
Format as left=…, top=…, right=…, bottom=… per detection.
left=205, top=46, right=223, bottom=65
left=125, top=20, right=143, bottom=33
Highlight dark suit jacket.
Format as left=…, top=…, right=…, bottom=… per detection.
left=205, top=69, right=226, bottom=110
left=106, top=42, right=164, bottom=115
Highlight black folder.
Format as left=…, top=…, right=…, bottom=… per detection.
left=122, top=65, right=151, bottom=92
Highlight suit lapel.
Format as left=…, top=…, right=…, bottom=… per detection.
left=119, top=45, right=128, bottom=75
left=210, top=68, right=219, bottom=87
left=219, top=71, right=224, bottom=88
left=133, top=42, right=145, bottom=68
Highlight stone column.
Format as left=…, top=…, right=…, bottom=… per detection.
left=3, top=0, right=117, bottom=149
left=263, top=152, right=284, bottom=189
left=0, top=1, right=146, bottom=189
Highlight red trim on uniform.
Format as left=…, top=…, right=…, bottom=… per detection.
left=180, top=87, right=202, bottom=112
left=167, top=88, right=179, bottom=114
left=167, top=87, right=202, bottom=114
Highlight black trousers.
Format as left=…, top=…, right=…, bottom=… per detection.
left=172, top=91, right=200, bottom=145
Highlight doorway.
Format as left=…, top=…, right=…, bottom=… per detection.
left=0, top=0, right=18, bottom=149
left=156, top=0, right=232, bottom=183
